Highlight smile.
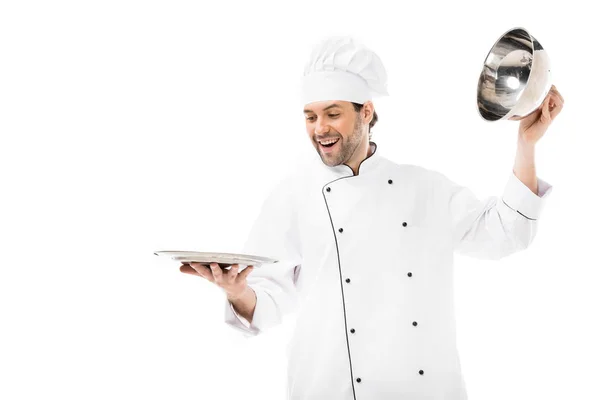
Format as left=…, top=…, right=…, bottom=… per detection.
left=318, top=138, right=340, bottom=153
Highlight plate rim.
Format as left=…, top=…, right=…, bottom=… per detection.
left=154, top=250, right=278, bottom=264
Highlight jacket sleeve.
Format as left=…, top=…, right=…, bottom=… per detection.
left=444, top=170, right=553, bottom=260
left=224, top=178, right=302, bottom=338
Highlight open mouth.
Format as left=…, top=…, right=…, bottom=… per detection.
left=318, top=138, right=340, bottom=151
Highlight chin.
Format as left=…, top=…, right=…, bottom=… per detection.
left=320, top=154, right=342, bottom=167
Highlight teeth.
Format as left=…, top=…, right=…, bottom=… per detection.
left=319, top=138, right=339, bottom=145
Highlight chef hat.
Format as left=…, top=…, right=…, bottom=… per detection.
left=301, top=36, right=389, bottom=106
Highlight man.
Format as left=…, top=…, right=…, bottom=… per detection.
left=180, top=36, right=564, bottom=399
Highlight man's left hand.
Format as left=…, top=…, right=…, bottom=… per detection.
left=518, top=85, right=564, bottom=145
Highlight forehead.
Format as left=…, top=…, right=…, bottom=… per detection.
left=303, top=100, right=349, bottom=114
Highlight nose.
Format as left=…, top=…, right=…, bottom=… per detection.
left=314, top=118, right=329, bottom=136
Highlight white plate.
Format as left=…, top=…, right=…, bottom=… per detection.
left=154, top=251, right=278, bottom=268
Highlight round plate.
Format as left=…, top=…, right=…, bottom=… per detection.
left=154, top=251, right=278, bottom=268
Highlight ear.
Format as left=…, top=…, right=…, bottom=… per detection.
left=362, top=101, right=375, bottom=124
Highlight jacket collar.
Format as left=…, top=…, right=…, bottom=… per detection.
left=316, top=141, right=382, bottom=179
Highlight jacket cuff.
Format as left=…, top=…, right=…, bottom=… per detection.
left=224, top=287, right=273, bottom=337
left=501, top=171, right=553, bottom=220
left=224, top=298, right=257, bottom=337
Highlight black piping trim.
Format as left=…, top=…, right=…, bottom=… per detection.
left=322, top=174, right=357, bottom=400
left=337, top=141, right=378, bottom=176
left=502, top=197, right=536, bottom=221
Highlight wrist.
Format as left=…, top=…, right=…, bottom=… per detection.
left=227, top=286, right=250, bottom=302
left=517, top=135, right=537, bottom=149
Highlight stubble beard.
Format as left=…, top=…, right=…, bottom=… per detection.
left=319, top=114, right=364, bottom=167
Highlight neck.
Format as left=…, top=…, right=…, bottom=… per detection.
left=347, top=136, right=372, bottom=176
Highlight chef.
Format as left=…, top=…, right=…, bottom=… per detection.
left=182, top=36, right=564, bottom=399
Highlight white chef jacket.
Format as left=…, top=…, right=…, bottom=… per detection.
left=223, top=141, right=553, bottom=400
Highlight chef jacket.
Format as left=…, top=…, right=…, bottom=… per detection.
left=223, top=141, right=553, bottom=400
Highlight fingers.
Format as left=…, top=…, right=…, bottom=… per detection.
left=208, top=262, right=224, bottom=284
left=549, top=89, right=564, bottom=120
left=180, top=263, right=254, bottom=289
left=550, top=100, right=563, bottom=120
left=550, top=85, right=564, bottom=103
left=187, top=262, right=214, bottom=282
left=180, top=263, right=197, bottom=275
left=237, top=265, right=255, bottom=281
left=228, top=264, right=240, bottom=281
left=541, top=94, right=552, bottom=124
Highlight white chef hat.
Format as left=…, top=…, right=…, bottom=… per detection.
left=301, top=36, right=389, bottom=106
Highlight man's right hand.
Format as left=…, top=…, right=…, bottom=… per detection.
left=180, top=262, right=254, bottom=300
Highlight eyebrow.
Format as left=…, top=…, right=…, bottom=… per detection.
left=303, top=103, right=342, bottom=114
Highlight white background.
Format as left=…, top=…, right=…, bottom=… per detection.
left=1, top=0, right=598, bottom=399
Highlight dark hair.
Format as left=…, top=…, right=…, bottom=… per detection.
left=351, top=102, right=378, bottom=138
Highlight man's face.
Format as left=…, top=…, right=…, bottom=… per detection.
left=303, top=100, right=366, bottom=167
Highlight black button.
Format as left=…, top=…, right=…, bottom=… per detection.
left=412, top=321, right=418, bottom=326
left=338, top=228, right=343, bottom=233
left=326, top=187, right=331, bottom=192
left=356, top=378, right=362, bottom=383
left=345, top=278, right=351, bottom=283
left=350, top=328, right=355, bottom=333
left=407, top=272, right=412, bottom=277
left=419, top=370, right=424, bottom=375
left=388, top=179, right=393, bottom=184
left=402, top=222, right=407, bottom=227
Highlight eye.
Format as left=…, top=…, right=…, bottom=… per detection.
left=306, top=114, right=339, bottom=122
